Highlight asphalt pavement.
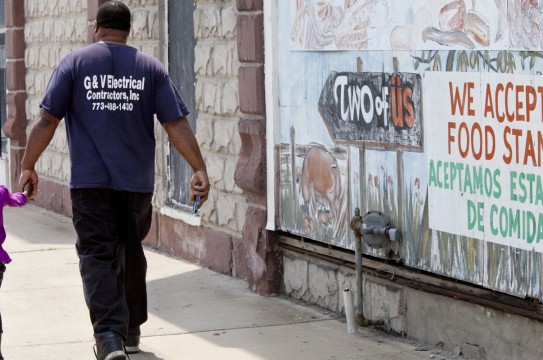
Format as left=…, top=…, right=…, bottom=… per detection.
left=0, top=205, right=451, bottom=360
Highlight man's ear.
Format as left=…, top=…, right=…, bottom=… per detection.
left=94, top=20, right=99, bottom=33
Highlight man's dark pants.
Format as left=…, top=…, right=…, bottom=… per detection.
left=71, top=189, right=153, bottom=339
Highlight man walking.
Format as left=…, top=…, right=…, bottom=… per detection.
left=18, top=2, right=210, bottom=359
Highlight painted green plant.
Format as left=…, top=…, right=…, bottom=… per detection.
left=412, top=50, right=533, bottom=73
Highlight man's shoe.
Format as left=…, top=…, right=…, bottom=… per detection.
left=125, top=326, right=141, bottom=354
left=94, top=331, right=127, bottom=360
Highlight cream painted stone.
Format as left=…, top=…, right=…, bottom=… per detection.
left=215, top=194, right=246, bottom=233
left=204, top=191, right=219, bottom=224
left=212, top=43, right=236, bottom=77
left=222, top=157, right=240, bottom=193
left=24, top=47, right=38, bottom=69
left=194, top=44, right=212, bottom=76
left=139, top=43, right=161, bottom=59
left=127, top=0, right=158, bottom=7
left=220, top=6, right=237, bottom=39
left=196, top=81, right=219, bottom=114
left=215, top=195, right=235, bottom=226
left=195, top=7, right=220, bottom=39
left=217, top=82, right=237, bottom=117
left=221, top=81, right=239, bottom=116
left=26, top=47, right=56, bottom=71
left=43, top=0, right=84, bottom=15
left=24, top=73, right=37, bottom=96
left=213, top=118, right=237, bottom=155
left=58, top=46, right=78, bottom=62
left=195, top=81, right=204, bottom=111
left=51, top=18, right=83, bottom=42
left=132, top=9, right=157, bottom=40
left=147, top=9, right=160, bottom=39
left=210, top=83, right=222, bottom=116
left=51, top=0, right=81, bottom=14
left=206, top=156, right=226, bottom=192
left=233, top=196, right=246, bottom=232
left=195, top=117, right=213, bottom=151
left=25, top=98, right=42, bottom=120
left=24, top=22, right=43, bottom=43
left=38, top=47, right=50, bottom=69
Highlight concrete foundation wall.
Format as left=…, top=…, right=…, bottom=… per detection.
left=282, top=248, right=543, bottom=360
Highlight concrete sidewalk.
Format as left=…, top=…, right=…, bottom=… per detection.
left=0, top=205, right=449, bottom=360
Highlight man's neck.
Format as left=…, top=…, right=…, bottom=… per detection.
left=98, top=39, right=126, bottom=45
left=95, top=28, right=129, bottom=45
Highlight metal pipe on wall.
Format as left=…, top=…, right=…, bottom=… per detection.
left=350, top=208, right=385, bottom=327
left=350, top=208, right=369, bottom=326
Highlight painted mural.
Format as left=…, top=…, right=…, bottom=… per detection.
left=291, top=0, right=542, bottom=51
left=280, top=141, right=350, bottom=248
left=276, top=0, right=543, bottom=301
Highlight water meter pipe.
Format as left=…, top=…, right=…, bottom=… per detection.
left=349, top=208, right=370, bottom=326
left=351, top=208, right=396, bottom=327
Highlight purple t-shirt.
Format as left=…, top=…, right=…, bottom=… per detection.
left=0, top=185, right=27, bottom=263
left=41, top=42, right=189, bottom=192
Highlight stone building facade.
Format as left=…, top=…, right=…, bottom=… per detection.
left=5, top=0, right=277, bottom=295
left=7, top=1, right=543, bottom=359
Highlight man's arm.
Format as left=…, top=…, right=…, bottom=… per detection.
left=18, top=109, right=61, bottom=199
left=162, top=117, right=210, bottom=205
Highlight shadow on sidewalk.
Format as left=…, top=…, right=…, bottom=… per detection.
left=144, top=268, right=334, bottom=360
left=146, top=268, right=328, bottom=334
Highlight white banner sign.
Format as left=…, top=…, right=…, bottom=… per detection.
left=425, top=71, right=543, bottom=252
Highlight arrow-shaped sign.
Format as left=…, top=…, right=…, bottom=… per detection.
left=318, top=71, right=423, bottom=150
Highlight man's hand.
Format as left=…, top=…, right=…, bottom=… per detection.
left=19, top=169, right=39, bottom=201
left=191, top=170, right=210, bottom=206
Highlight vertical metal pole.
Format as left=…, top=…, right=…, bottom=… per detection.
left=354, top=230, right=364, bottom=325
left=350, top=208, right=368, bottom=326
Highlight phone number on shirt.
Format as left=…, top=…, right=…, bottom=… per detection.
left=92, top=102, right=134, bottom=111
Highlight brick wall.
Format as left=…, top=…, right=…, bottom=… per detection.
left=4, top=0, right=27, bottom=188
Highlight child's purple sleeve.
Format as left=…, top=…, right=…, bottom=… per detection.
left=0, top=186, right=27, bottom=207
left=6, top=192, right=27, bottom=207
